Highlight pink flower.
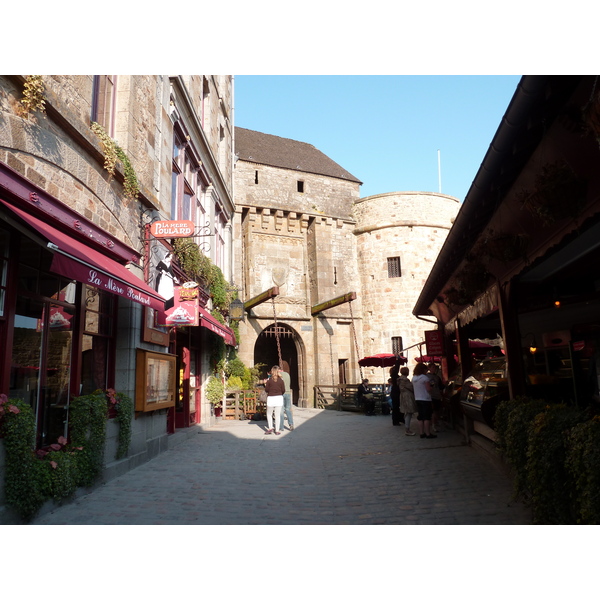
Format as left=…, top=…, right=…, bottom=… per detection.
left=0, top=393, right=7, bottom=404
left=8, top=405, right=20, bottom=414
left=57, top=436, right=67, bottom=445
left=50, top=461, right=58, bottom=469
left=49, top=443, right=62, bottom=451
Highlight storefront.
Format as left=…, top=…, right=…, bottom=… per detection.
left=0, top=162, right=165, bottom=449
left=413, top=75, right=600, bottom=441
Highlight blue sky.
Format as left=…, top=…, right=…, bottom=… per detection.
left=234, top=75, right=522, bottom=201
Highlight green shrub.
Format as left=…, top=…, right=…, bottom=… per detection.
left=0, top=399, right=48, bottom=520
left=226, top=375, right=243, bottom=391
left=565, top=417, right=600, bottom=524
left=1, top=390, right=132, bottom=521
left=526, top=404, right=587, bottom=524
left=68, top=391, right=107, bottom=486
left=494, top=397, right=547, bottom=498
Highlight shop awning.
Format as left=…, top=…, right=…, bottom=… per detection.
left=198, top=305, right=236, bottom=346
left=0, top=200, right=166, bottom=312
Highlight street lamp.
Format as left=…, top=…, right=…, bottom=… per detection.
left=229, top=297, right=245, bottom=322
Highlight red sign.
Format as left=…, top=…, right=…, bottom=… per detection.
left=425, top=330, right=444, bottom=356
left=150, top=220, right=195, bottom=238
left=158, top=286, right=199, bottom=326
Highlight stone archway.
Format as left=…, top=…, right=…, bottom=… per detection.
left=254, top=323, right=304, bottom=406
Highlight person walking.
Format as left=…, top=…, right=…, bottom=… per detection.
left=279, top=363, right=294, bottom=431
left=261, top=365, right=285, bottom=435
left=398, top=366, right=417, bottom=435
left=412, top=362, right=436, bottom=439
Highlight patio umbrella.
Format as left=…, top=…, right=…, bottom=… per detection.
left=358, top=353, right=408, bottom=395
left=358, top=353, right=407, bottom=368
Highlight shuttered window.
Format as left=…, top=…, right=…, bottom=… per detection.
left=387, top=256, right=402, bottom=278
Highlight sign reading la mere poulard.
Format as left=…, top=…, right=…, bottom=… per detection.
left=150, top=220, right=195, bottom=238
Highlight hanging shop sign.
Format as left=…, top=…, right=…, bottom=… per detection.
left=425, top=330, right=444, bottom=357
left=150, top=220, right=195, bottom=238
left=159, top=283, right=199, bottom=327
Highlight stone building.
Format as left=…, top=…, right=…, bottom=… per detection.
left=233, top=127, right=363, bottom=405
left=0, top=75, right=235, bottom=522
left=233, top=127, right=460, bottom=402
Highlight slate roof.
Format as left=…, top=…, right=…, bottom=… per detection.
left=235, top=127, right=362, bottom=184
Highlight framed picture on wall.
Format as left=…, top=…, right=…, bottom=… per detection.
left=135, top=349, right=176, bottom=412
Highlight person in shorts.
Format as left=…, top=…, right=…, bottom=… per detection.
left=412, top=362, right=436, bottom=439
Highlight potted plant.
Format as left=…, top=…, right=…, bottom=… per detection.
left=206, top=375, right=225, bottom=417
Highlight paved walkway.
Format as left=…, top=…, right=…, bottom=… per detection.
left=30, top=408, right=531, bottom=525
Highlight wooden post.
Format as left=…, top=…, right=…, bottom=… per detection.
left=243, top=286, right=279, bottom=311
left=311, top=292, right=356, bottom=315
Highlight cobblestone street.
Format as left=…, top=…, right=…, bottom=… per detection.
left=31, top=408, right=530, bottom=525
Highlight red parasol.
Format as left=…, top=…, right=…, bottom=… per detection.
left=358, top=353, right=407, bottom=368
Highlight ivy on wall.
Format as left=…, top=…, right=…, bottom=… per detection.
left=91, top=122, right=140, bottom=200
left=19, top=75, right=46, bottom=115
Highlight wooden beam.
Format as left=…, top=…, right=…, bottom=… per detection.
left=311, top=292, right=357, bottom=315
left=243, top=286, right=279, bottom=311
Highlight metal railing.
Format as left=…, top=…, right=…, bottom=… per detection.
left=313, top=384, right=386, bottom=411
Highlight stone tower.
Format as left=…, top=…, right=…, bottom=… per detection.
left=353, top=191, right=460, bottom=380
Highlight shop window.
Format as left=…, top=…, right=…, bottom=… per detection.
left=10, top=238, right=77, bottom=448
left=387, top=256, right=402, bottom=278
left=80, top=286, right=115, bottom=395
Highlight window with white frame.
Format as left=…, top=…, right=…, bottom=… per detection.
left=171, top=129, right=200, bottom=221
left=214, top=208, right=226, bottom=269
left=91, top=75, right=117, bottom=136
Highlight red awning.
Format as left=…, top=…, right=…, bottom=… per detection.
left=198, top=305, right=236, bottom=346
left=1, top=200, right=165, bottom=312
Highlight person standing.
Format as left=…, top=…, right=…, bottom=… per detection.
left=412, top=362, right=436, bottom=439
left=428, top=363, right=444, bottom=433
left=389, top=363, right=403, bottom=426
left=398, top=366, right=417, bottom=435
left=279, top=364, right=294, bottom=431
left=261, top=365, right=285, bottom=435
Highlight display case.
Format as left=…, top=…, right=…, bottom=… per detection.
left=135, top=349, right=176, bottom=412
left=459, top=357, right=508, bottom=428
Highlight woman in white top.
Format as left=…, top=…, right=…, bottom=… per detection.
left=412, top=362, right=437, bottom=439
